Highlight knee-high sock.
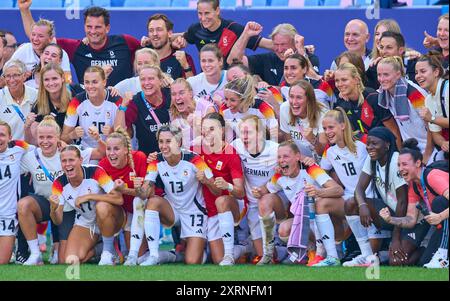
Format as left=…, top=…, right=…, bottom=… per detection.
left=218, top=211, right=235, bottom=257
left=315, top=214, right=338, bottom=258
left=102, top=236, right=115, bottom=254
left=311, top=219, right=326, bottom=257
left=258, top=212, right=275, bottom=255
left=129, top=197, right=145, bottom=257
left=144, top=210, right=160, bottom=259
left=345, top=215, right=373, bottom=257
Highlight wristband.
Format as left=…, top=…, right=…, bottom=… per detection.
left=358, top=203, right=368, bottom=208
left=119, top=105, right=127, bottom=112
left=183, top=66, right=192, bottom=72
left=227, top=183, right=234, bottom=192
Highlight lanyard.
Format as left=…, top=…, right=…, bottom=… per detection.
left=140, top=92, right=162, bottom=126
left=34, top=149, right=55, bottom=182
left=420, top=168, right=432, bottom=211
left=11, top=104, right=26, bottom=123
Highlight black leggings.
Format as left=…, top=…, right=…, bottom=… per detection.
left=419, top=196, right=449, bottom=265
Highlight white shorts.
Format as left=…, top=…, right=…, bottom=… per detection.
left=74, top=214, right=100, bottom=235
left=206, top=199, right=248, bottom=242
left=168, top=202, right=207, bottom=240
left=0, top=216, right=18, bottom=236
left=247, top=206, right=262, bottom=240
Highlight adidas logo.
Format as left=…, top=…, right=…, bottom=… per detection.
left=200, top=40, right=205, bottom=45
left=285, top=186, right=292, bottom=191
left=37, top=165, right=42, bottom=170
left=82, top=112, right=89, bottom=117
left=232, top=118, right=237, bottom=122
left=334, top=155, right=341, bottom=161
left=195, top=229, right=203, bottom=234
left=162, top=172, right=169, bottom=177
left=145, top=115, right=152, bottom=121
left=3, top=108, right=12, bottom=114
left=68, top=195, right=73, bottom=200
left=147, top=236, right=155, bottom=242
left=270, top=69, right=277, bottom=75
left=242, top=158, right=247, bottom=162
left=132, top=234, right=140, bottom=239
left=85, top=53, right=93, bottom=58
left=321, top=235, right=330, bottom=241
left=407, top=233, right=416, bottom=240
left=222, top=232, right=232, bottom=238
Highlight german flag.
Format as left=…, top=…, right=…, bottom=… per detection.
left=306, top=164, right=327, bottom=181
left=66, top=98, right=81, bottom=117
left=93, top=167, right=113, bottom=187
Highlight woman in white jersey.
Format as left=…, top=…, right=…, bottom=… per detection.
left=231, top=114, right=279, bottom=262
left=49, top=145, right=122, bottom=264
left=252, top=141, right=344, bottom=266
left=170, top=78, right=214, bottom=149
left=0, top=121, right=32, bottom=264
left=18, top=116, right=105, bottom=265
left=135, top=125, right=215, bottom=266
left=320, top=108, right=378, bottom=267
left=352, top=127, right=410, bottom=266
left=61, top=66, right=122, bottom=148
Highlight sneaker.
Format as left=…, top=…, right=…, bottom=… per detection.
left=307, top=255, right=325, bottom=267
left=49, top=250, right=59, bottom=264
left=251, top=255, right=262, bottom=265
left=23, top=253, right=44, bottom=266
left=423, top=249, right=449, bottom=269
left=342, top=254, right=373, bottom=267
left=124, top=254, right=138, bottom=266
left=113, top=238, right=124, bottom=265
left=311, top=256, right=341, bottom=267
left=140, top=255, right=159, bottom=266
left=15, top=251, right=29, bottom=265
left=256, top=254, right=274, bottom=265
left=219, top=255, right=235, bottom=266
left=98, top=251, right=116, bottom=266
left=137, top=251, right=149, bottom=265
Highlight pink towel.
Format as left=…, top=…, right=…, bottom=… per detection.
left=287, top=190, right=309, bottom=263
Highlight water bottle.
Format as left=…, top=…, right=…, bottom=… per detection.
left=304, top=179, right=315, bottom=220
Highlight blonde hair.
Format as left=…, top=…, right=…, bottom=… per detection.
left=170, top=78, right=195, bottom=119
left=224, top=74, right=256, bottom=113
left=134, top=48, right=160, bottom=73
left=32, top=18, right=55, bottom=37
left=84, top=66, right=106, bottom=81
left=371, top=19, right=401, bottom=59
left=36, top=63, right=70, bottom=116
left=107, top=127, right=135, bottom=173
left=270, top=23, right=297, bottom=42
left=37, top=115, right=61, bottom=136
left=138, top=65, right=164, bottom=80
left=335, top=62, right=365, bottom=106
left=3, top=59, right=26, bottom=74
left=323, top=108, right=357, bottom=155
left=379, top=56, right=405, bottom=77
left=288, top=80, right=326, bottom=128
left=279, top=140, right=301, bottom=154
left=0, top=120, right=12, bottom=136
left=238, top=114, right=267, bottom=140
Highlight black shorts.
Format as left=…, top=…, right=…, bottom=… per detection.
left=401, top=219, right=431, bottom=248
left=29, top=193, right=51, bottom=222
left=366, top=198, right=394, bottom=231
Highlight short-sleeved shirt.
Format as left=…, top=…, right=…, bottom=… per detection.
left=8, top=42, right=71, bottom=73
left=281, top=78, right=336, bottom=109
left=32, top=97, right=70, bottom=130
left=64, top=90, right=121, bottom=148
left=320, top=141, right=373, bottom=200
left=426, top=78, right=449, bottom=133
left=0, top=141, right=31, bottom=218
left=266, top=164, right=331, bottom=203
left=160, top=50, right=197, bottom=80
left=231, top=139, right=279, bottom=208
left=184, top=18, right=261, bottom=60
left=187, top=71, right=228, bottom=100
left=57, top=35, right=141, bottom=86
left=52, top=165, right=115, bottom=224
left=279, top=101, right=327, bottom=160
left=119, top=89, right=171, bottom=155
left=0, top=86, right=38, bottom=140
left=99, top=150, right=148, bottom=213
left=362, top=152, right=407, bottom=211
left=198, top=144, right=244, bottom=217
left=333, top=88, right=392, bottom=135
left=114, top=76, right=141, bottom=97
left=408, top=169, right=449, bottom=208
left=145, top=151, right=213, bottom=214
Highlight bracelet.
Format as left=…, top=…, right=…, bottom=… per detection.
left=227, top=183, right=234, bottom=192
left=119, top=105, right=127, bottom=112
left=358, top=203, right=368, bottom=208
left=183, top=66, right=192, bottom=72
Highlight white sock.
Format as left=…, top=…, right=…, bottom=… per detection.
left=312, top=220, right=326, bottom=257
left=27, top=239, right=40, bottom=256
left=129, top=197, right=145, bottom=258
left=346, top=215, right=373, bottom=257
left=218, top=211, right=235, bottom=257
left=259, top=212, right=275, bottom=255
left=102, top=236, right=115, bottom=254
left=315, top=214, right=338, bottom=258
left=37, top=233, right=46, bottom=245
left=158, top=250, right=176, bottom=263
left=438, top=248, right=448, bottom=259
left=144, top=210, right=160, bottom=258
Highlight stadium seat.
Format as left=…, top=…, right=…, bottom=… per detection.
left=0, top=0, right=14, bottom=8
left=304, top=0, right=320, bottom=5
left=172, top=0, right=190, bottom=6
left=123, top=0, right=171, bottom=6
left=251, top=0, right=268, bottom=6
left=221, top=0, right=238, bottom=7
left=355, top=0, right=373, bottom=6
left=271, top=0, right=289, bottom=6
left=64, top=0, right=92, bottom=8
left=412, top=0, right=429, bottom=5
left=92, top=0, right=112, bottom=7
left=33, top=0, right=63, bottom=7
left=323, top=0, right=341, bottom=5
